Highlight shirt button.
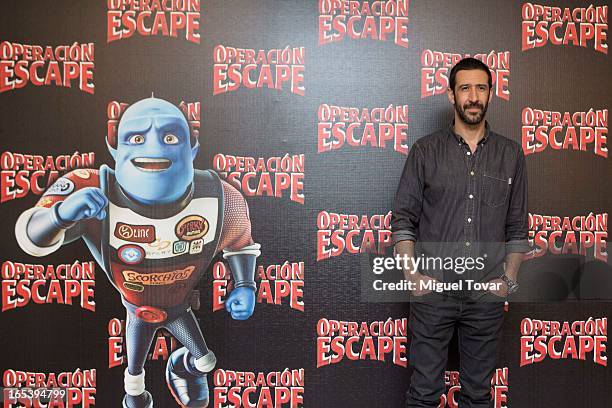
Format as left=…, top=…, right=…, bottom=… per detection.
left=470, top=171, right=475, bottom=176
left=465, top=242, right=471, bottom=247
left=467, top=218, right=472, bottom=223
left=469, top=194, right=474, bottom=199
left=466, top=151, right=471, bottom=156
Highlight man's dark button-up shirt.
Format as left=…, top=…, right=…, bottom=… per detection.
left=391, top=123, right=530, bottom=284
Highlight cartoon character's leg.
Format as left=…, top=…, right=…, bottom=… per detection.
left=123, top=311, right=158, bottom=408
left=165, top=310, right=216, bottom=408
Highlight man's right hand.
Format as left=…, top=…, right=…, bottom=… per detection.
left=57, top=187, right=108, bottom=223
left=408, top=272, right=437, bottom=297
left=395, top=240, right=437, bottom=297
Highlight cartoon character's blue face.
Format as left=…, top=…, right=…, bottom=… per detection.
left=110, top=97, right=199, bottom=204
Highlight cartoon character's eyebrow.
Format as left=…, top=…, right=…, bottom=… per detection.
left=152, top=116, right=188, bottom=135
left=119, top=115, right=188, bottom=138
left=119, top=117, right=153, bottom=138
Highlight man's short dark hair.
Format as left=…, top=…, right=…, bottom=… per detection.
left=449, top=57, right=492, bottom=92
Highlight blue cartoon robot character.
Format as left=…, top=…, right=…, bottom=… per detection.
left=15, top=97, right=260, bottom=408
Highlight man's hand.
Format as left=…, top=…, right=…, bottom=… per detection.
left=487, top=278, right=509, bottom=298
left=409, top=272, right=437, bottom=297
left=225, top=287, right=256, bottom=320
left=57, top=187, right=108, bottom=222
left=395, top=240, right=437, bottom=297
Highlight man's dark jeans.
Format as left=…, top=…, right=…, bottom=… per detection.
left=406, top=293, right=505, bottom=408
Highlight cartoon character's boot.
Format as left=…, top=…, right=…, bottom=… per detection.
left=122, top=368, right=152, bottom=408
left=166, top=347, right=216, bottom=407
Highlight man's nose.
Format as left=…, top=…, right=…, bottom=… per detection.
left=468, top=87, right=478, bottom=102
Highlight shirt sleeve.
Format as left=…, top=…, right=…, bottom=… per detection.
left=391, top=142, right=424, bottom=244
left=505, top=146, right=530, bottom=254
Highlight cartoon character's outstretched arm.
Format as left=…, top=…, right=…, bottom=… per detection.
left=218, top=180, right=261, bottom=320
left=15, top=169, right=106, bottom=256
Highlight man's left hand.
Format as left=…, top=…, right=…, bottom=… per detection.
left=487, top=278, right=508, bottom=297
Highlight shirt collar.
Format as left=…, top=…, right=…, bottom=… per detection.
left=448, top=121, right=491, bottom=145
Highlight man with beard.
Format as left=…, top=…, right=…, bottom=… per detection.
left=392, top=58, right=529, bottom=407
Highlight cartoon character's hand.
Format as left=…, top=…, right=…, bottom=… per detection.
left=57, top=187, right=108, bottom=223
left=225, top=287, right=256, bottom=320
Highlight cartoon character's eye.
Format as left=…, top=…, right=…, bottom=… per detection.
left=129, top=134, right=145, bottom=144
left=163, top=134, right=179, bottom=145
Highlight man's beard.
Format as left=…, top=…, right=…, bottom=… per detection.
left=455, top=100, right=488, bottom=125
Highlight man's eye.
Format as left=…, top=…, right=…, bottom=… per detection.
left=164, top=134, right=179, bottom=144
left=128, top=135, right=145, bottom=144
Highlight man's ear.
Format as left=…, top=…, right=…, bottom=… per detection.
left=106, top=140, right=117, bottom=161
left=447, top=87, right=455, bottom=105
left=191, top=140, right=200, bottom=160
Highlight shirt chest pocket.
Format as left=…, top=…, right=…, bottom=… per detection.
left=481, top=173, right=510, bottom=208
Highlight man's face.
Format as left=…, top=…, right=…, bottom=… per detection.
left=447, top=69, right=492, bottom=125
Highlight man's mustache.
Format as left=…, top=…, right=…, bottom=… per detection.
left=463, top=102, right=484, bottom=109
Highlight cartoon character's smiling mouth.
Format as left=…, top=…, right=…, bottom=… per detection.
left=131, top=158, right=172, bottom=172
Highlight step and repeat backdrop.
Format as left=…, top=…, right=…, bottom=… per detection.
left=0, top=1, right=611, bottom=407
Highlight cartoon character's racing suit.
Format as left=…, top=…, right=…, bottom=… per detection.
left=16, top=166, right=259, bottom=407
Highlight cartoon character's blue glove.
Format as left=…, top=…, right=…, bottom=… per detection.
left=57, top=187, right=108, bottom=223
left=225, top=287, right=256, bottom=320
